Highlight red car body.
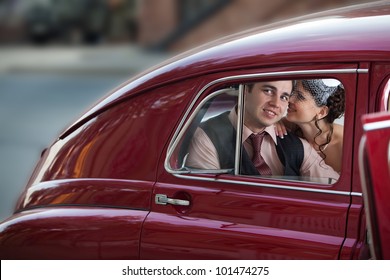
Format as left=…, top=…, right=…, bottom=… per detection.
left=359, top=111, right=390, bottom=260
left=1, top=1, right=389, bottom=259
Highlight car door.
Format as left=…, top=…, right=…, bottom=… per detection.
left=358, top=69, right=390, bottom=260
left=140, top=66, right=361, bottom=259
left=359, top=111, right=390, bottom=260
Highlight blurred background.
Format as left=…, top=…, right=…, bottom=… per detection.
left=0, top=0, right=377, bottom=221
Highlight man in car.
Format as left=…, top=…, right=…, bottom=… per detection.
left=186, top=80, right=340, bottom=181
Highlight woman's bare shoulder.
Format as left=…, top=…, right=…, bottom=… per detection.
left=331, top=123, right=344, bottom=150
left=333, top=123, right=344, bottom=138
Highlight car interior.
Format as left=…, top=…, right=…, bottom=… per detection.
left=168, top=78, right=344, bottom=185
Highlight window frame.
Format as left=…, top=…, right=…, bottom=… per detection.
left=165, top=68, right=363, bottom=192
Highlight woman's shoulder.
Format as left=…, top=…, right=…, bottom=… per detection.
left=331, top=123, right=344, bottom=149
left=333, top=123, right=344, bottom=138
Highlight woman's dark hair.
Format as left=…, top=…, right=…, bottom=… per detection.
left=324, top=85, right=345, bottom=123
left=293, top=81, right=345, bottom=162
left=314, top=84, right=345, bottom=160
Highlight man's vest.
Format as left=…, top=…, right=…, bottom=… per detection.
left=200, top=112, right=304, bottom=176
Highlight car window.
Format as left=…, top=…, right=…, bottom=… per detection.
left=167, top=87, right=239, bottom=174
left=167, top=76, right=346, bottom=185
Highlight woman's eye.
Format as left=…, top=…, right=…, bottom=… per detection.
left=292, top=91, right=306, bottom=101
left=297, top=93, right=306, bottom=101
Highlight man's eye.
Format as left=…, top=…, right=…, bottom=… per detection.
left=281, top=96, right=290, bottom=102
left=263, top=89, right=273, bottom=95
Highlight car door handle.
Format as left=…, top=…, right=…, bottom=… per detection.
left=155, top=194, right=190, bottom=206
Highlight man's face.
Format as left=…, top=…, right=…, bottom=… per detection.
left=244, top=81, right=292, bottom=133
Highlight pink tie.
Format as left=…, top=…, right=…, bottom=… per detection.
left=249, top=132, right=272, bottom=176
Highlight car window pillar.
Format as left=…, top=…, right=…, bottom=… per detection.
left=234, top=84, right=245, bottom=175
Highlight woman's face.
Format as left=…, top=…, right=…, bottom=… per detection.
left=286, top=81, right=323, bottom=124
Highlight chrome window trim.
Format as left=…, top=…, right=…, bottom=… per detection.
left=357, top=69, right=369, bottom=74
left=363, top=120, right=390, bottom=131
left=164, top=68, right=368, bottom=196
left=175, top=174, right=362, bottom=197
left=234, top=84, right=245, bottom=175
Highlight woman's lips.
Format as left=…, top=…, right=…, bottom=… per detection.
left=287, top=106, right=296, bottom=114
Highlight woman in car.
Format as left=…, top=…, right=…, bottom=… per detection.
left=276, top=79, right=345, bottom=173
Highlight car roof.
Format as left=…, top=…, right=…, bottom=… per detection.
left=60, top=1, right=390, bottom=139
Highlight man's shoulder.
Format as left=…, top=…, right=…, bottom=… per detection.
left=277, top=132, right=304, bottom=148
left=201, top=111, right=230, bottom=125
left=200, top=111, right=232, bottom=133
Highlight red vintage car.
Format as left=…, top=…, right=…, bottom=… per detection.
left=0, top=1, right=389, bottom=259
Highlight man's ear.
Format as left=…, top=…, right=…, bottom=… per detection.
left=317, top=106, right=329, bottom=119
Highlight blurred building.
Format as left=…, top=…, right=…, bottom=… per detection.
left=0, top=0, right=379, bottom=52
left=136, top=0, right=378, bottom=52
left=0, top=0, right=134, bottom=45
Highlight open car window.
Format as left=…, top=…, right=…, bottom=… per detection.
left=167, top=87, right=239, bottom=174
left=166, top=76, right=346, bottom=185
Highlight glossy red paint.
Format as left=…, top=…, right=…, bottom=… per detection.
left=0, top=208, right=146, bottom=259
left=1, top=1, right=390, bottom=259
left=360, top=111, right=390, bottom=259
left=143, top=178, right=349, bottom=259
left=20, top=179, right=152, bottom=210
left=63, top=2, right=390, bottom=137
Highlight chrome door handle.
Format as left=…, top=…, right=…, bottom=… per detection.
left=155, top=194, right=190, bottom=206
